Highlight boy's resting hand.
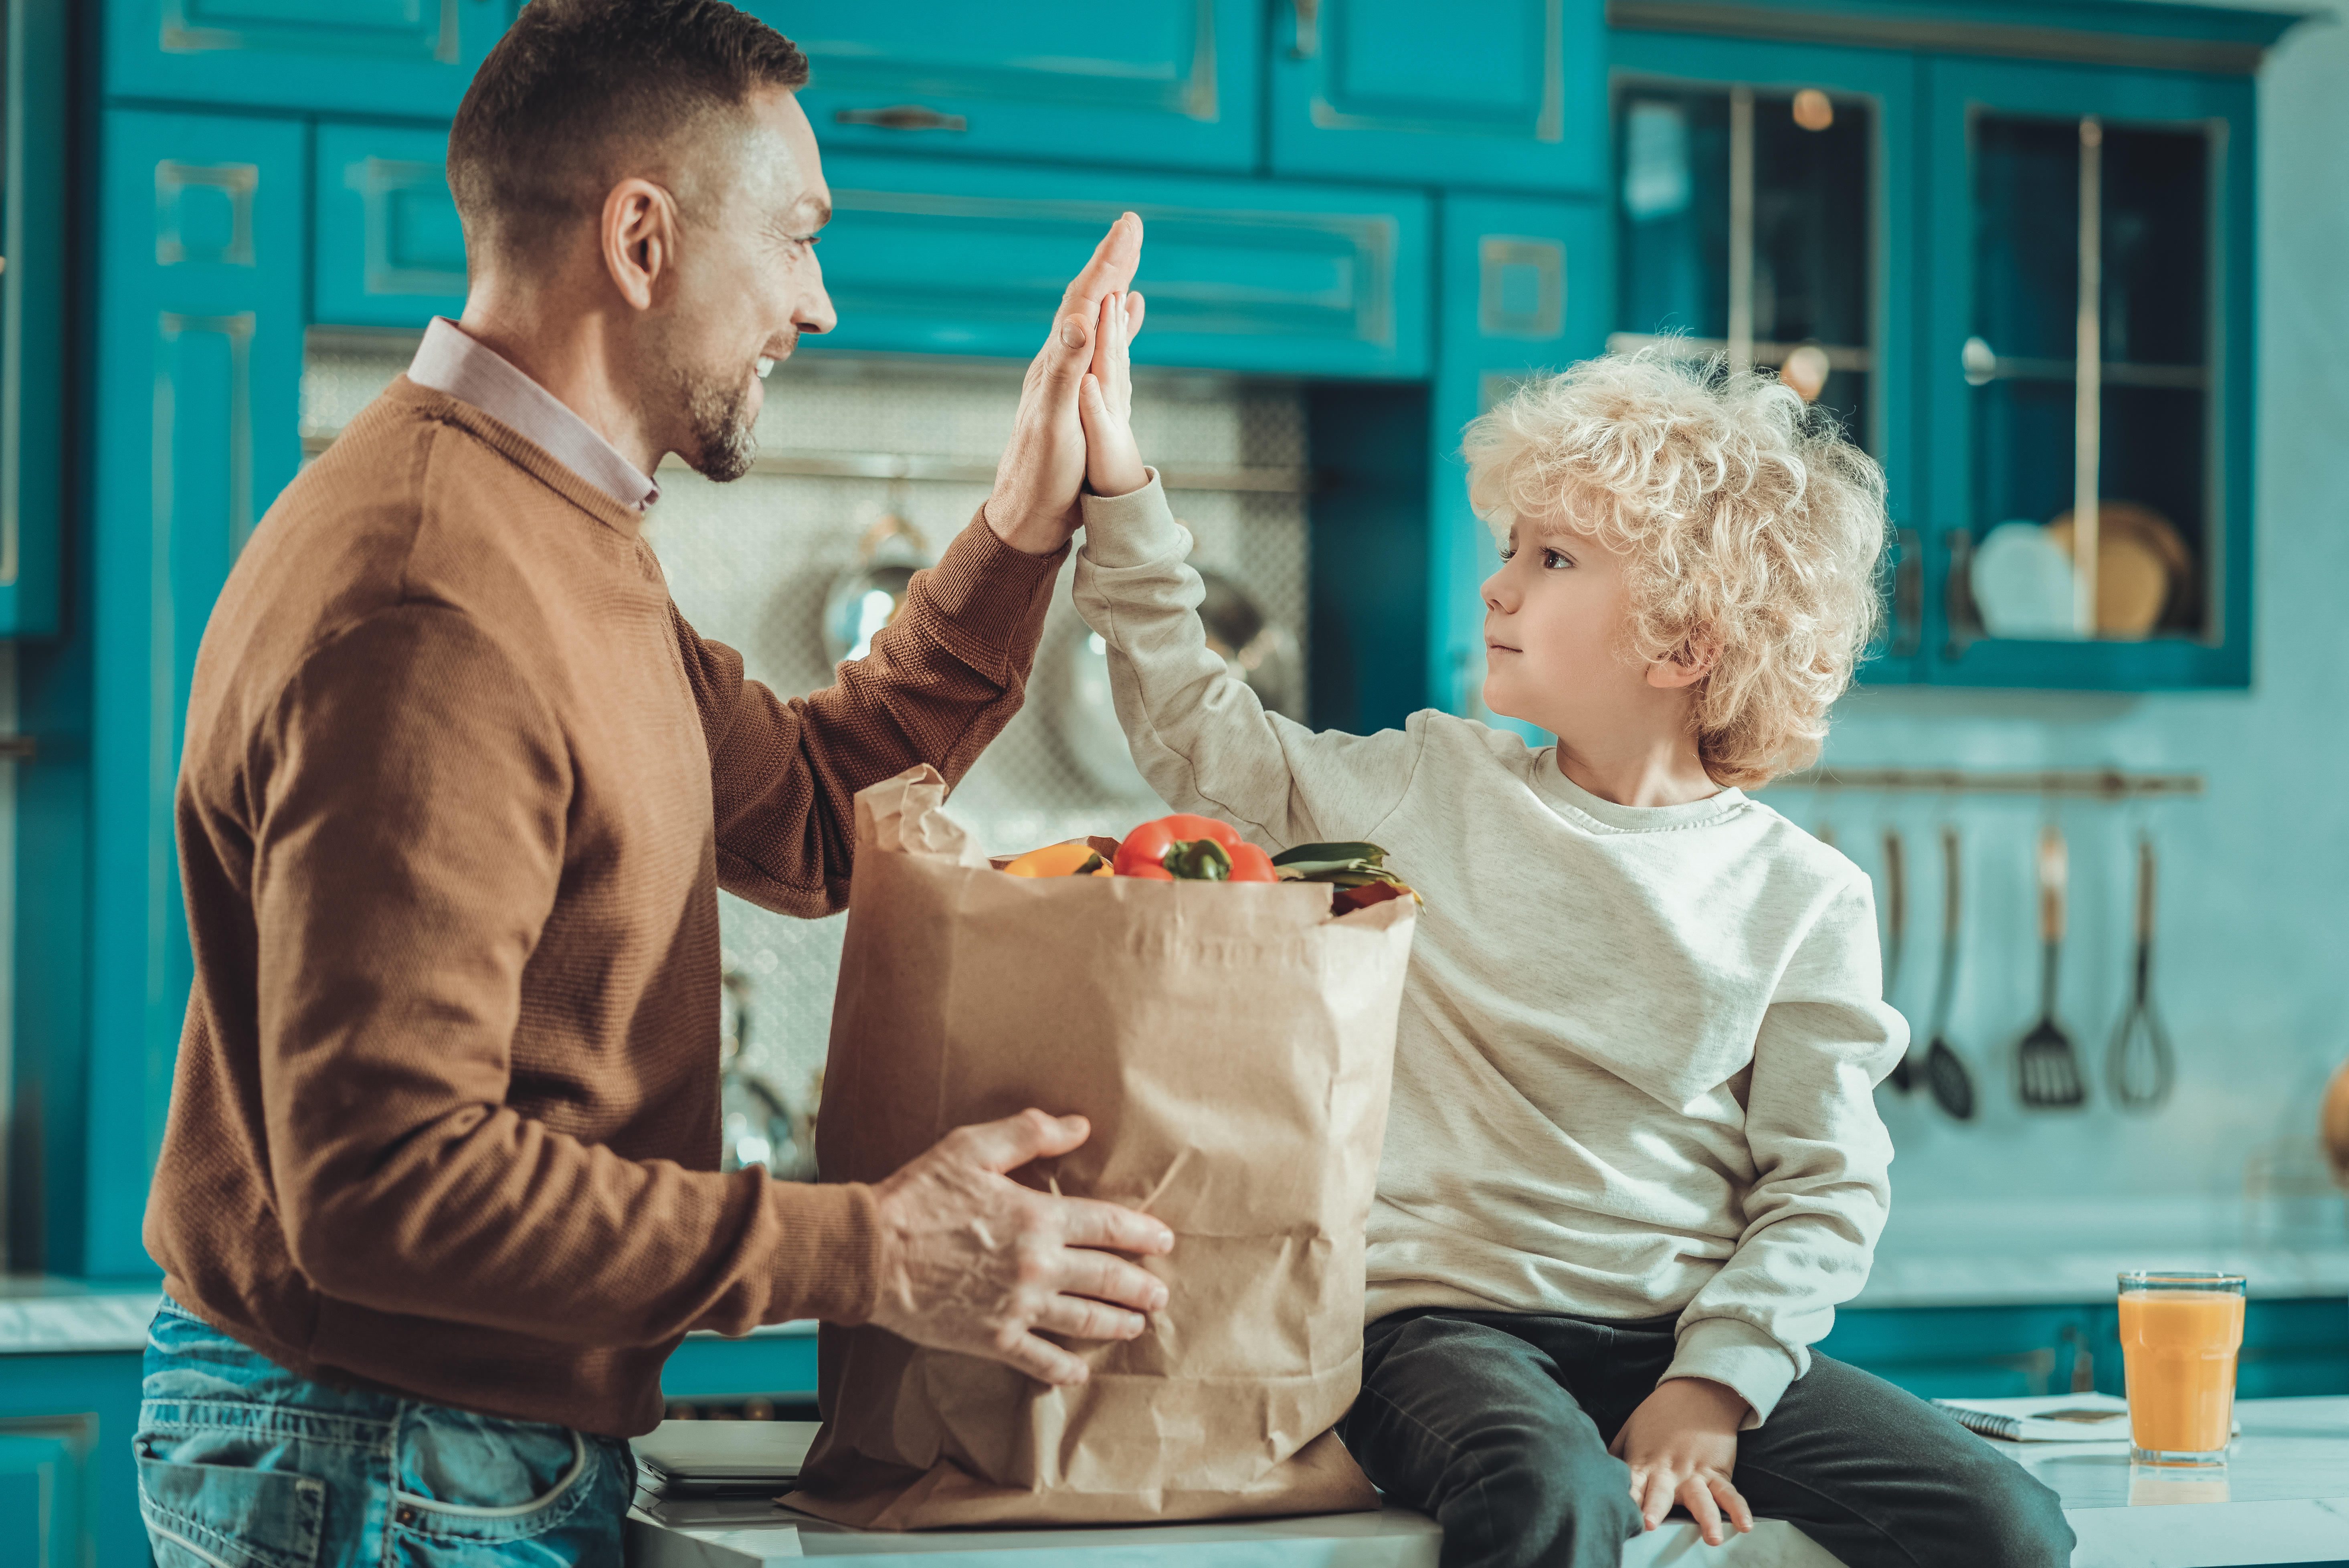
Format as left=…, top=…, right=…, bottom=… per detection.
left=1609, top=1376, right=1757, bottom=1546
left=1079, top=287, right=1150, bottom=498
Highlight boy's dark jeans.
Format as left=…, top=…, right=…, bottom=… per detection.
left=1341, top=1308, right=2075, bottom=1568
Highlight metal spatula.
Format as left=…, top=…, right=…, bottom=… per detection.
left=1923, top=827, right=1977, bottom=1121
left=2017, top=823, right=2087, bottom=1109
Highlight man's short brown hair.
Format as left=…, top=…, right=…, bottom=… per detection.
left=448, top=0, right=809, bottom=263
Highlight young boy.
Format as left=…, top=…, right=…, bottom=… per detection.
left=1068, top=292, right=2072, bottom=1568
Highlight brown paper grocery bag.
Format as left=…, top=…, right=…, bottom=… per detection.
left=784, top=766, right=1415, bottom=1530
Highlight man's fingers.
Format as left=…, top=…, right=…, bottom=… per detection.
left=1052, top=1245, right=1169, bottom=1313
left=1057, top=212, right=1143, bottom=321
left=1679, top=1475, right=1726, bottom=1546
left=997, top=1330, right=1089, bottom=1387
left=954, top=1108, right=1089, bottom=1174
left=1053, top=1193, right=1175, bottom=1256
left=1033, top=1291, right=1149, bottom=1343
left=1708, top=1475, right=1755, bottom=1533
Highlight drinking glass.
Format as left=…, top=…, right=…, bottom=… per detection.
left=2117, top=1270, right=2246, bottom=1465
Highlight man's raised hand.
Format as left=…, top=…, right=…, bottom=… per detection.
left=865, top=1108, right=1174, bottom=1386
left=984, top=212, right=1145, bottom=555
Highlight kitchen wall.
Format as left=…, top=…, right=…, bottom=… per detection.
left=0, top=642, right=14, bottom=1268
left=1795, top=5, right=2349, bottom=1260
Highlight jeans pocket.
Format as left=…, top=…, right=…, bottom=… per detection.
left=390, top=1408, right=621, bottom=1547
left=137, top=1454, right=325, bottom=1568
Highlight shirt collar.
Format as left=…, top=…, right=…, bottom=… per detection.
left=406, top=317, right=661, bottom=513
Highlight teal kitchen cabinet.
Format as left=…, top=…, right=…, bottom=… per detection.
left=2, top=0, right=69, bottom=636
left=1606, top=30, right=1925, bottom=682
left=1269, top=0, right=1607, bottom=196
left=1, top=1352, right=148, bottom=1568
left=82, top=110, right=308, bottom=1278
left=768, top=0, right=1257, bottom=176
left=816, top=154, right=1431, bottom=380
left=315, top=121, right=469, bottom=329
left=1919, top=55, right=2256, bottom=690
left=105, top=0, right=515, bottom=120
left=1423, top=193, right=1609, bottom=723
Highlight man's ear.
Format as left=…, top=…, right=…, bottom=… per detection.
left=600, top=178, right=677, bottom=312
left=1646, top=633, right=1718, bottom=691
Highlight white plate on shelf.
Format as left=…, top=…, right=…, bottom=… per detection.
left=1971, top=521, right=2080, bottom=640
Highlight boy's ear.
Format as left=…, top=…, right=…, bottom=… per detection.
left=1647, top=633, right=1718, bottom=691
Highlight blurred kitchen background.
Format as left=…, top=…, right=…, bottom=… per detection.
left=3, top=1, right=2347, bottom=1558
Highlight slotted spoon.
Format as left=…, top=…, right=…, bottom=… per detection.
left=2016, top=823, right=2087, bottom=1110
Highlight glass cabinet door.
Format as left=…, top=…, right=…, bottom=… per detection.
left=1606, top=34, right=1920, bottom=677
left=1926, top=58, right=2253, bottom=688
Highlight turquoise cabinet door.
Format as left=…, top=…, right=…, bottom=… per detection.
left=1, top=1353, right=147, bottom=1568
left=105, top=0, right=514, bottom=119
left=816, top=155, right=1431, bottom=380
left=0, top=1432, right=81, bottom=1568
left=315, top=123, right=470, bottom=329
left=1425, top=193, right=1609, bottom=720
left=2, top=0, right=69, bottom=636
left=1270, top=0, right=1606, bottom=194
left=1920, top=57, right=2254, bottom=691
left=88, top=111, right=308, bottom=1277
left=762, top=0, right=1257, bottom=174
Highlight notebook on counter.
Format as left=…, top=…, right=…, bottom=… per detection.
left=631, top=1420, right=819, bottom=1499
left=1933, top=1392, right=2239, bottom=1443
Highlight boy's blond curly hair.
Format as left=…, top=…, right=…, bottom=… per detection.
left=1463, top=352, right=1890, bottom=788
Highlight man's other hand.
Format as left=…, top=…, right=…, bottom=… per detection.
left=1608, top=1376, right=1757, bottom=1546
left=984, top=213, right=1144, bottom=555
left=866, top=1107, right=1174, bottom=1385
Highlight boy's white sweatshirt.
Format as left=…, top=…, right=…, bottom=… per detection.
left=1071, top=475, right=1906, bottom=1425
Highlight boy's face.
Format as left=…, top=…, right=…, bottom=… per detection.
left=1480, top=511, right=1705, bottom=741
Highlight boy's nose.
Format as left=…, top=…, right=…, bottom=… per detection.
left=1481, top=568, right=1516, bottom=613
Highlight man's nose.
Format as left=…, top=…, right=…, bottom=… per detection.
left=798, top=248, right=838, bottom=337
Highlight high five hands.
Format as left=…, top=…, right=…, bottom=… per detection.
left=984, top=212, right=1152, bottom=555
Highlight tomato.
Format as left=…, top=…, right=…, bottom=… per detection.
left=1113, top=813, right=1276, bottom=882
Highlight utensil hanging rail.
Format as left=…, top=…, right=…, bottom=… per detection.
left=299, top=429, right=1316, bottom=494
left=1765, top=767, right=2203, bottom=799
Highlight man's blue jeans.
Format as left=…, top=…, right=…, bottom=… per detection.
left=135, top=1299, right=637, bottom=1567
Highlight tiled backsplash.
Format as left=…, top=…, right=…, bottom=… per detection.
left=301, top=337, right=1308, bottom=1117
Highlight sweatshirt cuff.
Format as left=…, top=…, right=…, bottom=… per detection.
left=1665, top=1317, right=1801, bottom=1428
left=771, top=1180, right=887, bottom=1326
left=910, top=512, right=1069, bottom=675
left=1079, top=469, right=1185, bottom=568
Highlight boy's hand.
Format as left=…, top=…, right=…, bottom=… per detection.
left=1608, top=1376, right=1756, bottom=1546
left=1079, top=288, right=1150, bottom=498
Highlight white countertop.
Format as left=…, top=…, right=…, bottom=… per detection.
left=624, top=1398, right=2349, bottom=1568
left=1854, top=1246, right=2349, bottom=1308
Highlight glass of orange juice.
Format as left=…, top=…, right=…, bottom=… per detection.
left=2117, top=1270, right=2246, bottom=1465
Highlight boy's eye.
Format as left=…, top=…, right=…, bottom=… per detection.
left=1542, top=548, right=1573, bottom=570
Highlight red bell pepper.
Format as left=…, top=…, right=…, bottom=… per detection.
left=1113, top=813, right=1279, bottom=883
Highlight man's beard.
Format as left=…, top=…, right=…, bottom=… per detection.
left=677, top=363, right=759, bottom=483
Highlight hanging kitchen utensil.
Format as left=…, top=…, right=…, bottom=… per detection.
left=1923, top=826, right=1978, bottom=1121
left=821, top=512, right=933, bottom=666
left=2106, top=835, right=2175, bottom=1111
left=2016, top=822, right=2088, bottom=1109
left=1882, top=826, right=1918, bottom=1094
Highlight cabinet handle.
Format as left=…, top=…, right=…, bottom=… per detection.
left=1892, top=527, right=1922, bottom=657
left=1291, top=0, right=1321, bottom=59
left=1942, top=528, right=1978, bottom=657
left=833, top=105, right=968, bottom=133
left=0, top=735, right=35, bottom=761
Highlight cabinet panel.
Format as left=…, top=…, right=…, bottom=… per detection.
left=1271, top=0, right=1607, bottom=194
left=89, top=111, right=308, bottom=1277
left=766, top=0, right=1257, bottom=174
left=1, top=1354, right=149, bottom=1568
left=1920, top=57, right=2253, bottom=689
left=815, top=155, right=1431, bottom=380
left=106, top=0, right=514, bottom=119
left=2, top=0, right=69, bottom=635
left=1426, top=193, right=1609, bottom=721
left=316, top=122, right=469, bottom=329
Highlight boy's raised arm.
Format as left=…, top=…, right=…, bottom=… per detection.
left=1664, top=873, right=1907, bottom=1427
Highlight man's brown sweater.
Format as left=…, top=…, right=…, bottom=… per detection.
left=147, top=378, right=1063, bottom=1437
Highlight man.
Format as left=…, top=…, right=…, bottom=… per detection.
left=134, top=2, right=1168, bottom=1560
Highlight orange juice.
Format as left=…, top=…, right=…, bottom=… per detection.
left=2118, top=1289, right=2244, bottom=1456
